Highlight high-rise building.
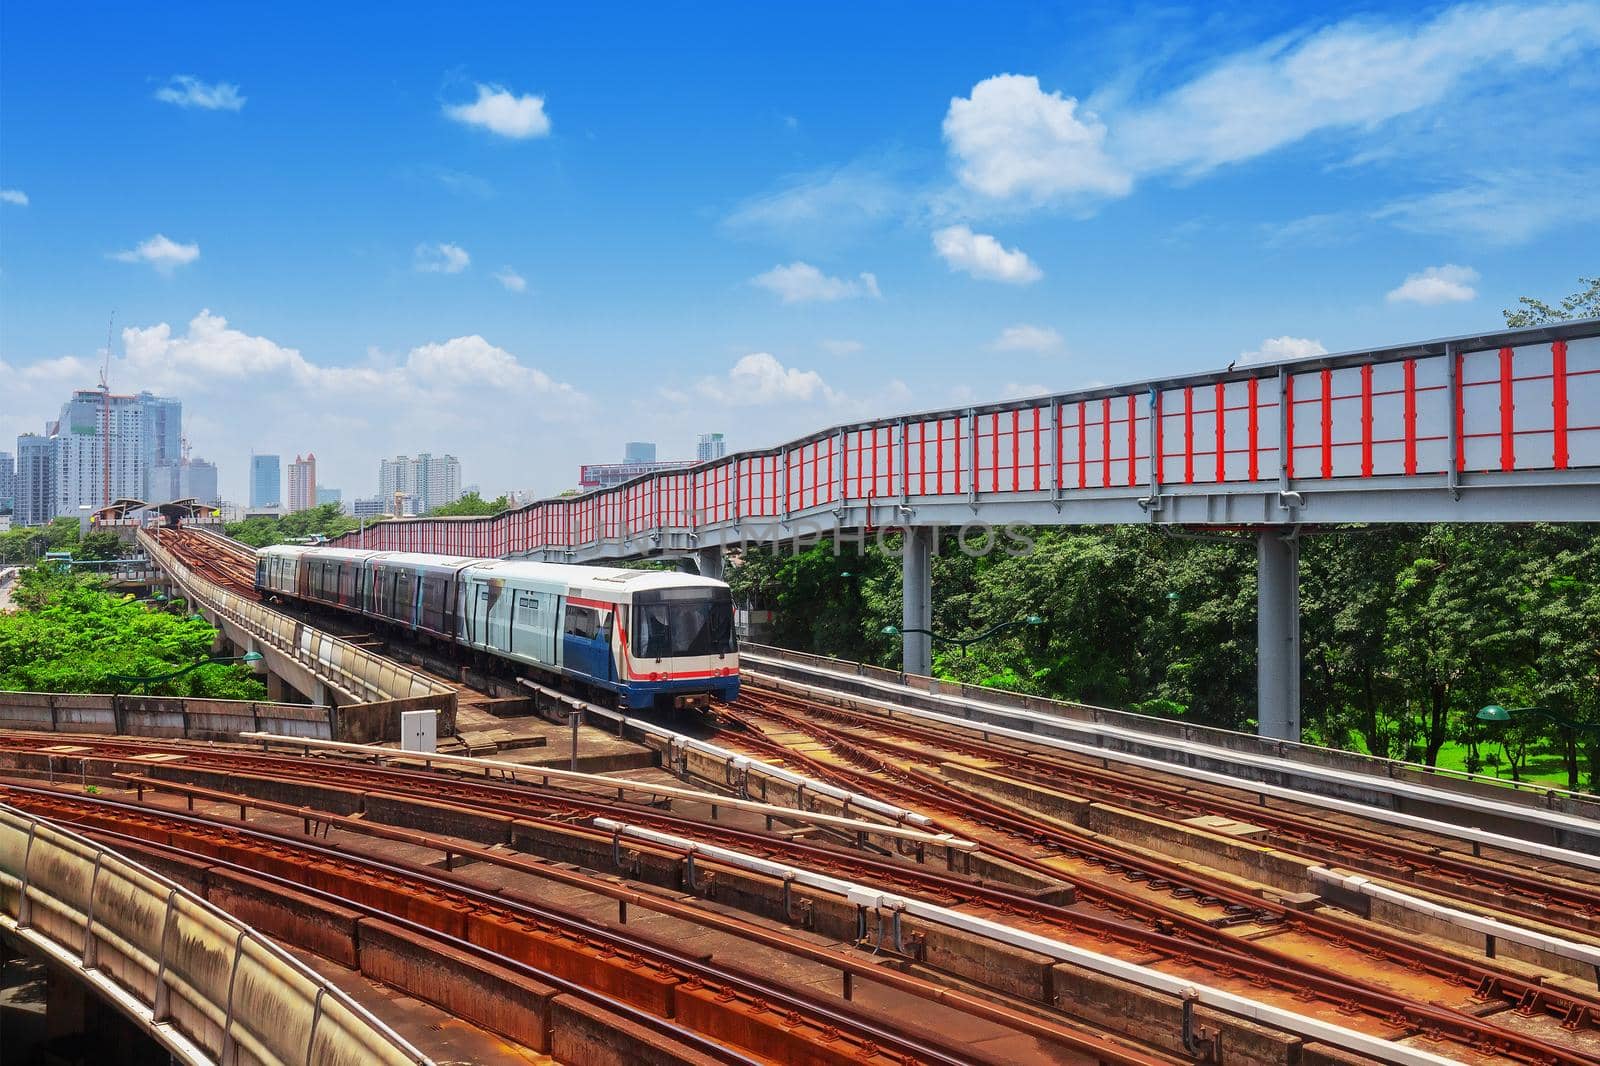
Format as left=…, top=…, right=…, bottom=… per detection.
left=624, top=442, right=657, bottom=464
left=316, top=487, right=342, bottom=508
left=377, top=453, right=462, bottom=513
left=11, top=387, right=196, bottom=522
left=287, top=453, right=317, bottom=512
left=140, top=394, right=182, bottom=500
left=14, top=435, right=55, bottom=526
left=179, top=458, right=220, bottom=505
left=250, top=454, right=282, bottom=508
left=696, top=433, right=727, bottom=462
left=0, top=451, right=15, bottom=513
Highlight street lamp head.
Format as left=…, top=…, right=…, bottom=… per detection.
left=240, top=651, right=264, bottom=664
left=1024, top=614, right=1044, bottom=626
left=1476, top=704, right=1513, bottom=723
left=881, top=625, right=900, bottom=636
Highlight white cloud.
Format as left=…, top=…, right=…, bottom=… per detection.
left=1386, top=264, right=1479, bottom=305
left=444, top=84, right=550, bottom=139
left=1, top=189, right=28, bottom=206
left=1239, top=336, right=1329, bottom=364
left=944, top=74, right=1130, bottom=202
left=694, top=353, right=836, bottom=406
left=932, top=225, right=1042, bottom=283
left=1374, top=170, right=1600, bottom=244
left=751, top=261, right=881, bottom=304
left=111, top=234, right=200, bottom=275
left=1114, top=4, right=1600, bottom=178
left=415, top=242, right=470, bottom=274
left=821, top=339, right=863, bottom=356
left=723, top=161, right=905, bottom=246
left=154, top=75, right=245, bottom=111
left=494, top=267, right=527, bottom=293
left=991, top=324, right=1063, bottom=353
left=3, top=310, right=598, bottom=507
left=945, top=5, right=1600, bottom=208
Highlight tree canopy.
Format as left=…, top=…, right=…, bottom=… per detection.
left=425, top=491, right=509, bottom=517
left=226, top=503, right=360, bottom=547
left=0, top=566, right=267, bottom=699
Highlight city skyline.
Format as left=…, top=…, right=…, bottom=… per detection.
left=3, top=3, right=1598, bottom=507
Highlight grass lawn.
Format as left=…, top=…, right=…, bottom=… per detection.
left=1429, top=739, right=1577, bottom=790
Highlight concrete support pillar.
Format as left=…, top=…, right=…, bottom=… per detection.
left=901, top=527, right=933, bottom=678
left=694, top=546, right=725, bottom=582
left=266, top=673, right=287, bottom=703
left=310, top=679, right=329, bottom=707
left=1256, top=530, right=1301, bottom=741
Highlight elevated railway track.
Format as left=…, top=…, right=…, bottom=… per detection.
left=62, top=523, right=1600, bottom=1064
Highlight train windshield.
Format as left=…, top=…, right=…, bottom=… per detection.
left=632, top=588, right=736, bottom=659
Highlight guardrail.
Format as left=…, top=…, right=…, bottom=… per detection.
left=0, top=690, right=331, bottom=741
left=139, top=530, right=456, bottom=739
left=0, top=801, right=431, bottom=1066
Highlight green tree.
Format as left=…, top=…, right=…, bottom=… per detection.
left=1503, top=276, right=1600, bottom=327
left=426, top=491, right=509, bottom=517
left=0, top=564, right=266, bottom=699
left=226, top=503, right=359, bottom=547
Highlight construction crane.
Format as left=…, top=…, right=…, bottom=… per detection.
left=99, top=312, right=115, bottom=510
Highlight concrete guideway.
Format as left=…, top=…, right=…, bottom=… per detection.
left=0, top=801, right=431, bottom=1066
left=750, top=667, right=1600, bottom=868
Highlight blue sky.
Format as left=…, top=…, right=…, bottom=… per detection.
left=3, top=1, right=1597, bottom=502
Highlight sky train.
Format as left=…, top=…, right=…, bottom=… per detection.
left=255, top=545, right=739, bottom=709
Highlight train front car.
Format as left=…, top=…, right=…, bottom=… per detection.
left=615, top=573, right=739, bottom=710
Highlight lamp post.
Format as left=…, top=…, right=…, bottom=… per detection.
left=882, top=614, right=1044, bottom=656
left=1475, top=704, right=1598, bottom=791
left=111, top=651, right=264, bottom=696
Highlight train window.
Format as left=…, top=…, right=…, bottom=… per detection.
left=564, top=604, right=601, bottom=640
left=633, top=589, right=735, bottom=659
left=514, top=591, right=542, bottom=628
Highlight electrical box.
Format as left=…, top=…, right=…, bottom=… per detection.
left=400, top=709, right=437, bottom=754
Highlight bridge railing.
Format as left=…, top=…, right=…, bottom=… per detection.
left=0, top=801, right=431, bottom=1066
left=325, top=320, right=1600, bottom=560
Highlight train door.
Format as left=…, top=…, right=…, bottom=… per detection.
left=562, top=601, right=614, bottom=685
left=510, top=589, right=556, bottom=666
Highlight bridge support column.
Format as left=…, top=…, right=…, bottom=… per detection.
left=266, top=673, right=287, bottom=703
left=902, top=527, right=933, bottom=678
left=1256, top=529, right=1301, bottom=742
left=694, top=546, right=724, bottom=582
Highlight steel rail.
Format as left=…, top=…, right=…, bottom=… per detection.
left=100, top=769, right=1174, bottom=1066
left=745, top=683, right=1600, bottom=936
left=601, top=819, right=1472, bottom=1066
left=0, top=783, right=981, bottom=1066
left=239, top=731, right=976, bottom=850
left=518, top=675, right=935, bottom=826
left=723, top=698, right=1600, bottom=1054
left=747, top=669, right=1600, bottom=865
left=1307, top=866, right=1600, bottom=973
left=5, top=729, right=1589, bottom=1061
